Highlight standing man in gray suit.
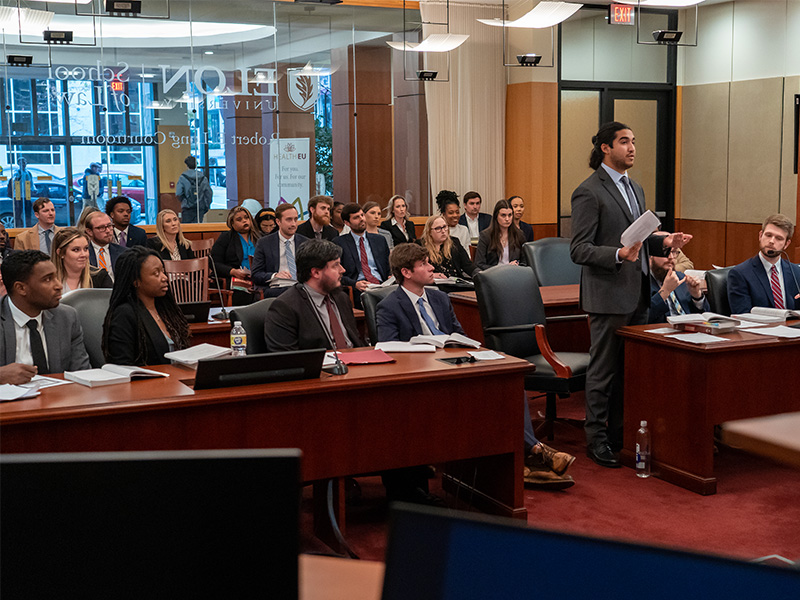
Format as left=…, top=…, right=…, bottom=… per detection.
left=0, top=250, right=90, bottom=384
left=570, top=122, right=689, bottom=468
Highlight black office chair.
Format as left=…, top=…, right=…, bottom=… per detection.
left=229, top=298, right=276, bottom=354
left=705, top=267, right=734, bottom=316
left=361, top=285, right=398, bottom=345
left=522, top=238, right=582, bottom=287
left=61, top=288, right=112, bottom=368
left=473, top=265, right=589, bottom=440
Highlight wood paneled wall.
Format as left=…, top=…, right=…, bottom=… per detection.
left=505, top=81, right=558, bottom=227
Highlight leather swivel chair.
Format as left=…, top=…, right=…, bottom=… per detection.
left=229, top=298, right=276, bottom=354
left=705, top=266, right=734, bottom=316
left=361, top=285, right=398, bottom=345
left=473, top=265, right=589, bottom=440
left=522, top=238, right=581, bottom=287
left=61, top=288, right=112, bottom=368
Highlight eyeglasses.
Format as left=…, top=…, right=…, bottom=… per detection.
left=431, top=226, right=448, bottom=233
left=92, top=224, right=114, bottom=231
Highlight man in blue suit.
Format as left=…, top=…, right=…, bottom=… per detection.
left=85, top=211, right=124, bottom=281
left=376, top=243, right=463, bottom=341
left=649, top=248, right=708, bottom=323
left=334, top=203, right=390, bottom=307
left=251, top=204, right=309, bottom=288
left=728, top=214, right=800, bottom=314
left=457, top=191, right=491, bottom=242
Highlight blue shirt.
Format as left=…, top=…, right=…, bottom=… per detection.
left=238, top=233, right=255, bottom=270
left=350, top=231, right=382, bottom=282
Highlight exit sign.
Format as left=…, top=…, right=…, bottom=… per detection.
left=111, top=80, right=124, bottom=92
left=609, top=3, right=635, bottom=26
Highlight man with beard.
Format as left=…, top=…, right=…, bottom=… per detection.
left=648, top=242, right=708, bottom=323
left=297, top=195, right=338, bottom=241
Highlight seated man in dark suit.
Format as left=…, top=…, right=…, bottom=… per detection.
left=649, top=248, right=708, bottom=323
left=334, top=203, right=390, bottom=307
left=264, top=239, right=361, bottom=352
left=377, top=243, right=576, bottom=490
left=106, top=196, right=148, bottom=248
left=458, top=191, right=491, bottom=243
left=251, top=204, right=310, bottom=292
left=728, top=214, right=800, bottom=314
left=0, top=250, right=90, bottom=384
left=84, top=211, right=124, bottom=281
left=296, top=195, right=338, bottom=241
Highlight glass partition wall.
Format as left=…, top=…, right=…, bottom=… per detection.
left=1, top=0, right=421, bottom=226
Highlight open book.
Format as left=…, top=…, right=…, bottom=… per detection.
left=749, top=307, right=800, bottom=320
left=432, top=277, right=473, bottom=287
left=666, top=312, right=738, bottom=326
left=409, top=333, right=481, bottom=349
left=64, top=365, right=168, bottom=388
left=165, top=344, right=231, bottom=368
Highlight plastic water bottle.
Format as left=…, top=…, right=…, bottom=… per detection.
left=635, top=420, right=651, bottom=478
left=230, top=321, right=247, bottom=357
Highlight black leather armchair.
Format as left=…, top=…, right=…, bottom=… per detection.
left=705, top=266, right=734, bottom=316
left=522, top=238, right=581, bottom=287
left=474, top=265, right=589, bottom=439
left=229, top=298, right=276, bottom=354
left=361, top=285, right=398, bottom=345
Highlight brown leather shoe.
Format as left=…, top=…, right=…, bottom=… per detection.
left=527, top=443, right=576, bottom=476
left=523, top=465, right=575, bottom=490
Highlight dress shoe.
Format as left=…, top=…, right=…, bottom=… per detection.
left=523, top=465, right=575, bottom=490
left=528, top=443, right=575, bottom=476
left=586, top=443, right=621, bottom=468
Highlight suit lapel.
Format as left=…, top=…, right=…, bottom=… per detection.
left=0, top=297, right=17, bottom=364
left=41, top=309, right=60, bottom=372
left=781, top=260, right=799, bottom=310
left=597, top=169, right=635, bottom=225
left=397, top=290, right=423, bottom=336
left=750, top=257, right=775, bottom=307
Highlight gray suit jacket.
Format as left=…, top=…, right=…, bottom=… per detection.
left=1, top=295, right=91, bottom=373
left=569, top=167, right=649, bottom=315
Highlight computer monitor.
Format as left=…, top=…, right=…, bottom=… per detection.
left=193, top=348, right=325, bottom=390
left=1, top=448, right=301, bottom=599
left=382, top=504, right=800, bottom=600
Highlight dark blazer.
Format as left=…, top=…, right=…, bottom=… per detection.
left=1, top=295, right=91, bottom=373
left=146, top=237, right=194, bottom=261
left=518, top=220, right=534, bottom=243
left=211, top=229, right=251, bottom=279
left=104, top=301, right=172, bottom=366
left=90, top=267, right=114, bottom=289
left=114, top=224, right=148, bottom=248
left=380, top=218, right=417, bottom=246
left=334, top=232, right=391, bottom=288
left=265, top=284, right=364, bottom=351
left=376, top=287, right=464, bottom=342
left=474, top=229, right=527, bottom=271
left=88, top=242, right=125, bottom=272
left=251, top=232, right=310, bottom=286
left=569, top=167, right=652, bottom=315
left=728, top=256, right=800, bottom=314
left=429, top=237, right=478, bottom=279
left=458, top=213, right=492, bottom=233
left=296, top=220, right=339, bottom=242
left=649, top=272, right=709, bottom=324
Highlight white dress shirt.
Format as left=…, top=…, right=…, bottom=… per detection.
left=450, top=224, right=471, bottom=249
left=91, top=241, right=114, bottom=280
left=759, top=253, right=786, bottom=306
left=400, top=285, right=439, bottom=335
left=464, top=215, right=481, bottom=241
left=7, top=297, right=48, bottom=366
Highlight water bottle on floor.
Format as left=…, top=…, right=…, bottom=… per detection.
left=636, top=420, right=651, bottom=478
left=230, top=321, right=247, bottom=357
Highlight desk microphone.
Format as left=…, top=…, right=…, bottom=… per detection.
left=208, top=255, right=229, bottom=321
left=779, top=251, right=800, bottom=307
left=297, top=284, right=349, bottom=375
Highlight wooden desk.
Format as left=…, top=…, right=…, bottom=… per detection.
left=1, top=349, right=529, bottom=534
left=722, top=412, right=800, bottom=469
left=448, top=285, right=589, bottom=352
left=300, top=555, right=383, bottom=600
left=618, top=324, right=800, bottom=495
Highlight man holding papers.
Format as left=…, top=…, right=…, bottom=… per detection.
left=728, top=214, right=800, bottom=315
left=570, top=122, right=690, bottom=468
left=1, top=250, right=90, bottom=384
left=649, top=247, right=708, bottom=323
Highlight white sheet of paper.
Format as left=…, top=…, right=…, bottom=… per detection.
left=0, top=385, right=40, bottom=401
left=26, top=375, right=71, bottom=389
left=620, top=210, right=661, bottom=247
left=743, top=326, right=800, bottom=339
left=468, top=350, right=504, bottom=361
left=666, top=332, right=727, bottom=344
left=374, top=342, right=437, bottom=353
left=735, top=321, right=769, bottom=329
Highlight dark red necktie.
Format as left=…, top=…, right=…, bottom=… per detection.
left=324, top=295, right=349, bottom=349
left=359, top=237, right=380, bottom=284
left=770, top=265, right=785, bottom=309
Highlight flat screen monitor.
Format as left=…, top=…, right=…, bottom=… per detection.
left=193, top=348, right=325, bottom=390
left=382, top=504, right=800, bottom=600
left=178, top=301, right=211, bottom=323
left=1, top=448, right=301, bottom=600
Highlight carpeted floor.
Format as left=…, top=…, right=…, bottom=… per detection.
left=301, top=393, right=800, bottom=564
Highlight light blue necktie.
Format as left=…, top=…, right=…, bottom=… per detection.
left=285, top=240, right=296, bottom=279
left=418, top=297, right=443, bottom=335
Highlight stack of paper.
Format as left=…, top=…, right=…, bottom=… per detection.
left=165, top=344, right=231, bottom=368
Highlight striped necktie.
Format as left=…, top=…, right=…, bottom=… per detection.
left=770, top=265, right=785, bottom=309
left=285, top=240, right=296, bottom=280
left=98, top=247, right=107, bottom=271
left=359, top=237, right=380, bottom=284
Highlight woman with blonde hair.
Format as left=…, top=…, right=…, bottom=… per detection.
left=51, top=227, right=113, bottom=293
left=420, top=214, right=477, bottom=280
left=380, top=194, right=416, bottom=246
left=147, top=209, right=194, bottom=260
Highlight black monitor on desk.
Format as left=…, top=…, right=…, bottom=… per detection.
left=1, top=448, right=301, bottom=600
left=193, top=347, right=325, bottom=390
left=382, top=504, right=800, bottom=600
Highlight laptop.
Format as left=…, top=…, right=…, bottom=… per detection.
left=179, top=301, right=211, bottom=323
left=193, top=348, right=325, bottom=390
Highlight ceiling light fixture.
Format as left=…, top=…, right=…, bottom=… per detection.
left=387, top=33, right=469, bottom=53
left=477, top=1, right=582, bottom=29
left=630, top=0, right=700, bottom=46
